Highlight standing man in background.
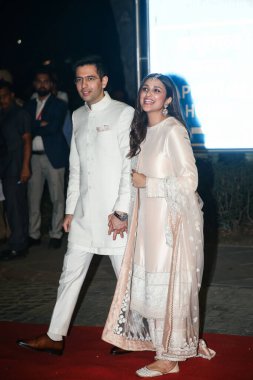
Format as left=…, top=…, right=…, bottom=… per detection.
left=0, top=80, right=32, bottom=260
left=17, top=55, right=134, bottom=355
left=25, top=68, right=69, bottom=249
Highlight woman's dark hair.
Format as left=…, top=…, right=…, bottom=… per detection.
left=127, top=73, right=186, bottom=158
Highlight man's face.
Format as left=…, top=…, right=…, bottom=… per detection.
left=75, top=64, right=108, bottom=106
left=0, top=87, right=14, bottom=110
left=34, top=73, right=52, bottom=98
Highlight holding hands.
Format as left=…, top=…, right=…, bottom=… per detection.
left=108, top=170, right=146, bottom=240
left=108, top=213, right=128, bottom=240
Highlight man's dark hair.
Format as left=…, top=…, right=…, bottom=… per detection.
left=73, top=55, right=108, bottom=79
left=33, top=66, right=53, bottom=81
left=0, top=80, right=14, bottom=92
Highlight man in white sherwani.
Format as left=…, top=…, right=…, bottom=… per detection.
left=17, top=55, right=134, bottom=355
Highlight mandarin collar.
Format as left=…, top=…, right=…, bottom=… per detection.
left=84, top=91, right=111, bottom=112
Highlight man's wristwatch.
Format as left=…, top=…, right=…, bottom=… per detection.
left=113, top=211, right=128, bottom=221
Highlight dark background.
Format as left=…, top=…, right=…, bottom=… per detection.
left=0, top=0, right=127, bottom=108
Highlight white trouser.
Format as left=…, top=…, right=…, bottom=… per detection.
left=48, top=243, right=123, bottom=339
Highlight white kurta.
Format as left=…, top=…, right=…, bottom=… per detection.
left=102, top=118, right=215, bottom=361
left=66, top=92, right=134, bottom=254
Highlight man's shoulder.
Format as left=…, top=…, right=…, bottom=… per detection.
left=72, top=105, right=86, bottom=118
left=25, top=98, right=36, bottom=109
left=12, top=104, right=30, bottom=118
left=47, top=95, right=67, bottom=109
left=108, top=99, right=134, bottom=115
left=109, top=98, right=133, bottom=110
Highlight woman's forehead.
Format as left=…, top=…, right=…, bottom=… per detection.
left=143, top=77, right=164, bottom=88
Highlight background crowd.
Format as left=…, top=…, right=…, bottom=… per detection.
left=0, top=65, right=81, bottom=260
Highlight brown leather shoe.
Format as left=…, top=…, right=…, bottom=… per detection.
left=110, top=346, right=131, bottom=355
left=17, top=333, right=64, bottom=355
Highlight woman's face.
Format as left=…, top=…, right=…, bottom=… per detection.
left=139, top=78, right=170, bottom=114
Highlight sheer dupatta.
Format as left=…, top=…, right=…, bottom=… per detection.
left=102, top=154, right=215, bottom=361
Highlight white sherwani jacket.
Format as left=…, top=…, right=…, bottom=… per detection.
left=66, top=92, right=134, bottom=255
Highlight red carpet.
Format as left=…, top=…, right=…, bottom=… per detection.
left=0, top=322, right=252, bottom=380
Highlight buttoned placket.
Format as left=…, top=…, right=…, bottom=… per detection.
left=86, top=111, right=96, bottom=191
left=86, top=110, right=96, bottom=247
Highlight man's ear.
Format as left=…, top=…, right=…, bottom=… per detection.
left=102, top=75, right=109, bottom=89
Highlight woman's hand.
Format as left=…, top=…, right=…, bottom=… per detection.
left=131, top=169, right=146, bottom=188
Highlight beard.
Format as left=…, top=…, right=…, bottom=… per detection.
left=37, top=88, right=51, bottom=97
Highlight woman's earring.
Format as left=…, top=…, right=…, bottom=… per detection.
left=162, top=104, right=168, bottom=116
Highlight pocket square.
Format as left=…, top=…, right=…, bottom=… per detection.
left=96, top=125, right=112, bottom=132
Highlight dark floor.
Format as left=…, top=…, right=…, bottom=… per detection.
left=0, top=236, right=252, bottom=336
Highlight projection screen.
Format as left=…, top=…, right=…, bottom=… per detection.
left=146, top=0, right=253, bottom=150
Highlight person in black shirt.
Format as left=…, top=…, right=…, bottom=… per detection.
left=0, top=80, right=32, bottom=260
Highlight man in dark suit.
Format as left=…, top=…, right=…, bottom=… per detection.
left=26, top=68, right=69, bottom=249
left=0, top=80, right=32, bottom=260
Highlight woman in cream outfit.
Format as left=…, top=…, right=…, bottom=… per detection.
left=102, top=74, right=215, bottom=377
